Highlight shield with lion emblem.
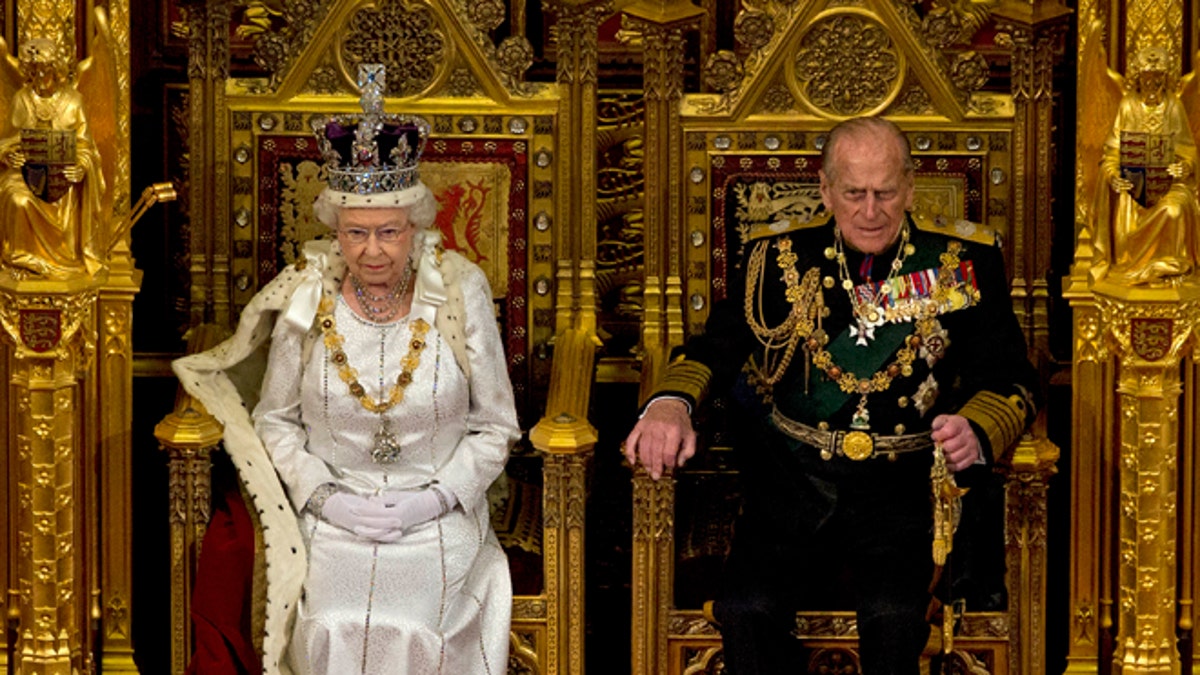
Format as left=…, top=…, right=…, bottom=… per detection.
left=19, top=128, right=77, bottom=203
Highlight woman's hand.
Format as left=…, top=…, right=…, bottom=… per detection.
left=373, top=486, right=458, bottom=531
left=320, top=492, right=407, bottom=542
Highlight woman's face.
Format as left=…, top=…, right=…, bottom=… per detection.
left=336, top=207, right=417, bottom=289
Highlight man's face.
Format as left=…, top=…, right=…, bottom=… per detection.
left=819, top=131, right=915, bottom=254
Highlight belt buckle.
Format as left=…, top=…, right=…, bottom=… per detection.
left=842, top=430, right=875, bottom=461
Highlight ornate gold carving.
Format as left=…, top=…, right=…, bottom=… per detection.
left=0, top=23, right=123, bottom=279
left=1125, top=0, right=1182, bottom=69
left=949, top=51, right=991, bottom=92
left=278, top=160, right=328, bottom=263
left=793, top=13, right=903, bottom=117
left=15, top=0, right=75, bottom=50
left=105, top=594, right=129, bottom=639
left=886, top=81, right=935, bottom=115
left=1130, top=317, right=1173, bottom=360
left=304, top=55, right=345, bottom=95
left=509, top=628, right=541, bottom=674
left=466, top=0, right=505, bottom=31
left=759, top=80, right=798, bottom=114
left=495, top=36, right=535, bottom=80
left=445, top=67, right=482, bottom=97
left=103, top=305, right=130, bottom=357
left=795, top=613, right=859, bottom=636
left=681, top=645, right=724, bottom=674
left=733, top=10, right=774, bottom=52
left=249, top=0, right=330, bottom=88
left=669, top=614, right=719, bottom=636
left=11, top=349, right=85, bottom=674
left=0, top=288, right=96, bottom=360
left=702, top=50, right=743, bottom=93
left=339, top=1, right=447, bottom=98
left=512, top=597, right=547, bottom=620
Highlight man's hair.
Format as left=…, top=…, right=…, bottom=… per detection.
left=821, top=116, right=914, bottom=183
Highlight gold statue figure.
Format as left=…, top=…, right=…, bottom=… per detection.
left=1080, top=24, right=1200, bottom=284
left=0, top=28, right=118, bottom=279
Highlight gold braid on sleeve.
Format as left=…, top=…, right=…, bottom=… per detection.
left=956, top=390, right=1028, bottom=455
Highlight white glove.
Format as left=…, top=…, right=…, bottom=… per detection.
left=373, top=485, right=458, bottom=530
left=319, top=492, right=407, bottom=542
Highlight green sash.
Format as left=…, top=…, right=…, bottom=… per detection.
left=779, top=227, right=945, bottom=423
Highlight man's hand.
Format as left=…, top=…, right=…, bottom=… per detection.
left=930, top=414, right=981, bottom=472
left=622, top=398, right=696, bottom=480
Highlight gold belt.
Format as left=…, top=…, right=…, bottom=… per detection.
left=769, top=407, right=934, bottom=461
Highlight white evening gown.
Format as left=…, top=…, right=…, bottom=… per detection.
left=254, top=264, right=519, bottom=675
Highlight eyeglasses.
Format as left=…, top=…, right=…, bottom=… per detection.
left=338, top=225, right=411, bottom=244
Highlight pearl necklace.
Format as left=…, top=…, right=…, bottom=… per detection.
left=349, top=261, right=414, bottom=323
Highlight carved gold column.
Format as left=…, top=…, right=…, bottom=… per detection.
left=1002, top=430, right=1060, bottom=674
left=183, top=0, right=232, bottom=327
left=993, top=0, right=1069, bottom=363
left=95, top=282, right=140, bottom=674
left=154, top=351, right=224, bottom=675
left=622, top=1, right=703, bottom=403
left=552, top=1, right=605, bottom=336
left=629, top=468, right=673, bottom=675
left=1063, top=233, right=1114, bottom=674
left=530, top=328, right=598, bottom=675
left=0, top=280, right=97, bottom=675
left=620, top=4, right=703, bottom=673
left=1102, top=283, right=1196, bottom=674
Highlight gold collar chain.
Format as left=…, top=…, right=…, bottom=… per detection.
left=317, top=297, right=430, bottom=414
left=761, top=232, right=963, bottom=428
left=827, top=223, right=915, bottom=344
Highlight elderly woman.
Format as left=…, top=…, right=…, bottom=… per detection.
left=175, top=73, right=518, bottom=675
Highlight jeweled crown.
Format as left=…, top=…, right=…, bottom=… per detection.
left=310, top=64, right=430, bottom=197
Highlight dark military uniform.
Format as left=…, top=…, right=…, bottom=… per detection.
left=653, top=213, right=1038, bottom=675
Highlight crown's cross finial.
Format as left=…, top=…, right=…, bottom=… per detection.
left=358, top=64, right=386, bottom=115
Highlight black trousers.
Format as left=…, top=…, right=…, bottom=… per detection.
left=713, top=431, right=935, bottom=675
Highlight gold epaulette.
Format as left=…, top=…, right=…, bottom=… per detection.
left=957, top=390, right=1028, bottom=456
left=653, top=358, right=713, bottom=404
left=910, top=212, right=998, bottom=247
left=741, top=210, right=833, bottom=243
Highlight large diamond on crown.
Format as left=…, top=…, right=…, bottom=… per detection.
left=310, top=64, right=431, bottom=196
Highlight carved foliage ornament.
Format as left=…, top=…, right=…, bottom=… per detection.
left=703, top=50, right=744, bottom=93
left=466, top=0, right=505, bottom=31
left=794, top=13, right=901, bottom=116
left=341, top=0, right=446, bottom=97
left=949, top=51, right=991, bottom=92
left=734, top=10, right=775, bottom=52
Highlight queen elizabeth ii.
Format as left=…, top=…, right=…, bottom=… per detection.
left=174, top=66, right=519, bottom=675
